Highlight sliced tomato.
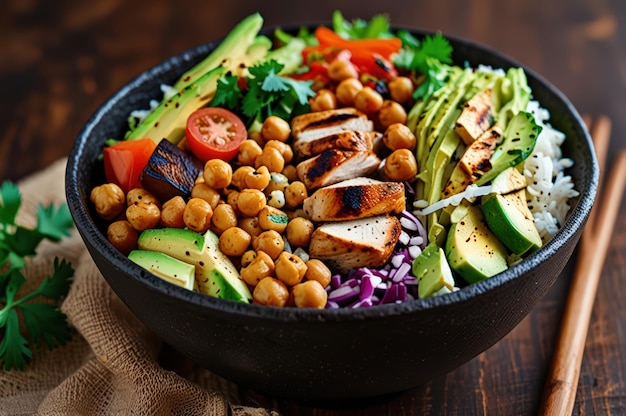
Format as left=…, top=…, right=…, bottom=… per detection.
left=185, top=107, right=247, bottom=163
left=103, top=138, right=157, bottom=193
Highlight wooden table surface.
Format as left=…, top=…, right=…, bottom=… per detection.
left=2, top=0, right=625, bottom=414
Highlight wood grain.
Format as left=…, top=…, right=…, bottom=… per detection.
left=2, top=0, right=625, bottom=414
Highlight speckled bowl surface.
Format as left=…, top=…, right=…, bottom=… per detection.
left=66, top=26, right=598, bottom=401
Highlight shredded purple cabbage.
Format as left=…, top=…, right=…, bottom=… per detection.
left=325, top=210, right=427, bottom=309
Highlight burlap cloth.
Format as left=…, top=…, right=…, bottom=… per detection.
left=0, top=159, right=277, bottom=416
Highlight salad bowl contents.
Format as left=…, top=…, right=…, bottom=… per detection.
left=66, top=11, right=597, bottom=400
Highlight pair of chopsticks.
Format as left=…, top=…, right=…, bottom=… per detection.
left=539, top=115, right=626, bottom=415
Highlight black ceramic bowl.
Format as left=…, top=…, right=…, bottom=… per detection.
left=66, top=26, right=598, bottom=401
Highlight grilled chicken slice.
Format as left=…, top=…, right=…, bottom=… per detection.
left=454, top=89, right=494, bottom=145
left=308, top=215, right=402, bottom=274
left=291, top=108, right=374, bottom=157
left=296, top=149, right=381, bottom=190
left=443, top=126, right=501, bottom=197
left=297, top=130, right=378, bottom=157
left=303, top=177, right=406, bottom=222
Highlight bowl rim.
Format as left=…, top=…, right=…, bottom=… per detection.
left=66, top=24, right=599, bottom=322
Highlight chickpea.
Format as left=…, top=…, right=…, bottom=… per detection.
left=211, top=203, right=238, bottom=234
left=236, top=189, right=266, bottom=217
left=257, top=206, right=289, bottom=233
left=388, top=76, right=414, bottom=104
left=224, top=189, right=240, bottom=212
left=245, top=165, right=271, bottom=190
left=237, top=139, right=263, bottom=166
left=255, top=146, right=285, bottom=173
left=261, top=116, right=291, bottom=142
left=383, top=148, right=418, bottom=182
left=253, top=230, right=284, bottom=260
left=219, top=227, right=251, bottom=257
left=383, top=123, right=417, bottom=151
left=183, top=197, right=213, bottom=233
left=292, top=280, right=328, bottom=309
left=378, top=100, right=407, bottom=128
left=309, top=89, right=337, bottom=112
left=232, top=165, right=255, bottom=190
left=160, top=196, right=186, bottom=228
left=238, top=216, right=263, bottom=238
left=335, top=78, right=363, bottom=107
left=126, top=201, right=161, bottom=231
left=328, top=59, right=358, bottom=82
left=354, top=86, right=384, bottom=114
left=191, top=183, right=221, bottom=209
left=241, top=249, right=257, bottom=268
left=285, top=217, right=314, bottom=247
left=264, top=172, right=289, bottom=195
left=304, top=259, right=332, bottom=288
left=265, top=140, right=293, bottom=164
left=127, top=188, right=160, bottom=208
left=275, top=251, right=308, bottom=287
left=267, top=190, right=286, bottom=209
left=284, top=181, right=308, bottom=209
left=203, top=159, right=232, bottom=189
left=107, top=220, right=138, bottom=255
left=281, top=164, right=298, bottom=182
left=253, top=277, right=289, bottom=307
left=248, top=130, right=264, bottom=147
left=241, top=250, right=274, bottom=287
left=90, top=183, right=125, bottom=220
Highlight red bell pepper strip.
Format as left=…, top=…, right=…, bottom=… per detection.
left=313, top=26, right=402, bottom=60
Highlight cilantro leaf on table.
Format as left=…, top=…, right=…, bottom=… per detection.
left=0, top=180, right=75, bottom=371
left=212, top=59, right=315, bottom=129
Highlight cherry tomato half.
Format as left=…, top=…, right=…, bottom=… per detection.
left=103, top=138, right=157, bottom=193
left=185, top=107, right=247, bottom=162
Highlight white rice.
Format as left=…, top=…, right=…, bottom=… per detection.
left=524, top=100, right=579, bottom=241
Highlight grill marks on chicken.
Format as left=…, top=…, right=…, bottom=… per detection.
left=303, top=177, right=406, bottom=222
left=308, top=215, right=402, bottom=274
left=296, top=149, right=381, bottom=190
left=292, top=108, right=381, bottom=190
left=290, top=108, right=407, bottom=274
left=297, top=130, right=378, bottom=157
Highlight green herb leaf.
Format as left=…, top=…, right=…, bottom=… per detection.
left=214, top=59, right=315, bottom=129
left=0, top=309, right=31, bottom=371
left=0, top=180, right=74, bottom=371
left=21, top=303, right=72, bottom=349
left=37, top=202, right=73, bottom=242
left=0, top=181, right=21, bottom=226
left=332, top=11, right=393, bottom=40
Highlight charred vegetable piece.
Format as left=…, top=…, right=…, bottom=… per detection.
left=140, top=139, right=203, bottom=202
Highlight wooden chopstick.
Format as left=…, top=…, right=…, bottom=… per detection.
left=539, top=116, right=626, bottom=415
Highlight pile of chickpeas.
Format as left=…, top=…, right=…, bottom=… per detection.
left=90, top=63, right=421, bottom=309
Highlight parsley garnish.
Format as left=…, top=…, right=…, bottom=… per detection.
left=212, top=60, right=315, bottom=129
left=394, top=31, right=454, bottom=101
left=0, top=180, right=74, bottom=371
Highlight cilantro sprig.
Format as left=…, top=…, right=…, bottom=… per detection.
left=212, top=60, right=315, bottom=129
left=394, top=31, right=454, bottom=101
left=0, top=180, right=74, bottom=371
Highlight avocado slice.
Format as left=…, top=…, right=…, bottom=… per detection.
left=474, top=111, right=541, bottom=187
left=125, top=13, right=268, bottom=144
left=172, top=13, right=266, bottom=91
left=137, top=228, right=252, bottom=303
left=445, top=205, right=508, bottom=284
left=481, top=190, right=542, bottom=255
left=412, top=243, right=455, bottom=299
left=125, top=66, right=225, bottom=144
left=128, top=249, right=195, bottom=291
